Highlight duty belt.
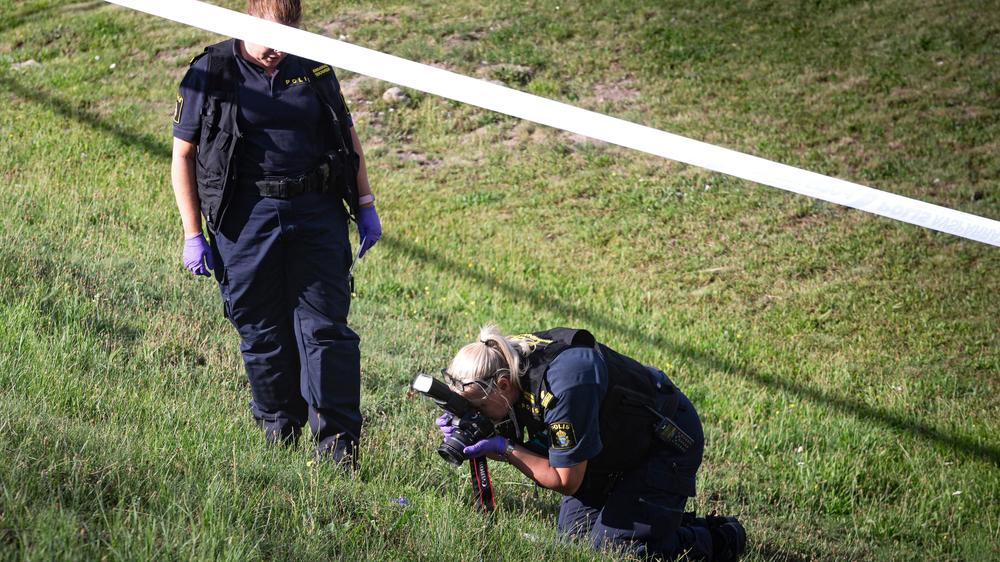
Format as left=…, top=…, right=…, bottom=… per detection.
left=243, top=163, right=330, bottom=199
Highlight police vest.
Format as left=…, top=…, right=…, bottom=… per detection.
left=189, top=39, right=359, bottom=231
left=510, top=328, right=680, bottom=474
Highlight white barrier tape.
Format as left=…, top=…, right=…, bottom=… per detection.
left=105, top=0, right=1000, bottom=247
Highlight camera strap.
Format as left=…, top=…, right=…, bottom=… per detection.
left=469, top=457, right=496, bottom=513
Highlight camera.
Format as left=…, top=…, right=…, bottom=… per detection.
left=411, top=373, right=496, bottom=465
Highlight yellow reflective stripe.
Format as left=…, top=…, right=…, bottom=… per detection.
left=509, top=333, right=553, bottom=350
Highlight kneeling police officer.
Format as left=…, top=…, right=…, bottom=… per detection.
left=436, top=325, right=746, bottom=561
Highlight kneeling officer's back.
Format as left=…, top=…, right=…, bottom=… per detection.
left=434, top=325, right=747, bottom=561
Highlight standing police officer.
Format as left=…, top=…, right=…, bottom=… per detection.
left=170, top=0, right=379, bottom=466
left=437, top=325, right=747, bottom=561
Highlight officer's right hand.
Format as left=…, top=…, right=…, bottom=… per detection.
left=182, top=233, right=215, bottom=277
left=435, top=413, right=456, bottom=441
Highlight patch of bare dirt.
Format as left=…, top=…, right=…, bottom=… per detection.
left=394, top=150, right=440, bottom=168
left=559, top=131, right=608, bottom=148
left=503, top=121, right=553, bottom=148
left=443, top=30, right=487, bottom=50
left=320, top=12, right=402, bottom=38
left=462, top=125, right=496, bottom=144
left=60, top=1, right=105, bottom=15
left=475, top=64, right=535, bottom=85
left=340, top=75, right=376, bottom=101
left=591, top=78, right=641, bottom=104
left=499, top=121, right=610, bottom=151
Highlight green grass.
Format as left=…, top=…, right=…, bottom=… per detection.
left=1, top=0, right=998, bottom=560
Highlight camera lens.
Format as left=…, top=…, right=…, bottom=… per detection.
left=438, top=433, right=471, bottom=465
left=434, top=413, right=496, bottom=466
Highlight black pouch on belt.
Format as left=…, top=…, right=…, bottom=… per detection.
left=324, top=147, right=359, bottom=220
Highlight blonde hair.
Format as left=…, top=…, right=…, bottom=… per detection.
left=246, top=0, right=301, bottom=25
left=446, top=324, right=530, bottom=392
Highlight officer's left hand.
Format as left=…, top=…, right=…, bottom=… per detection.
left=462, top=436, right=507, bottom=459
left=357, top=205, right=381, bottom=258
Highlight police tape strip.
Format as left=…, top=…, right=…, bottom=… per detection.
left=105, top=0, right=1000, bottom=247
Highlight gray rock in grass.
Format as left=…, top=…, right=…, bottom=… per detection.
left=382, top=87, right=409, bottom=105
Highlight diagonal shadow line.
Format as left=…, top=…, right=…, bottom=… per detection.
left=382, top=234, right=1000, bottom=466
left=1, top=73, right=172, bottom=161
left=6, top=66, right=997, bottom=467
left=1, top=4, right=53, bottom=35
left=1, top=1, right=107, bottom=37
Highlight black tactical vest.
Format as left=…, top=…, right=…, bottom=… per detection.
left=510, top=328, right=680, bottom=474
left=189, top=39, right=359, bottom=231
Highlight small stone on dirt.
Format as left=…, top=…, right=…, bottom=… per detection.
left=382, top=87, right=409, bottom=104
left=12, top=59, right=40, bottom=70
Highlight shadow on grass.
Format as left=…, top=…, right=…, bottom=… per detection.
left=0, top=72, right=171, bottom=160
left=0, top=246, right=146, bottom=347
left=1, top=1, right=107, bottom=36
left=383, top=235, right=1000, bottom=467
left=495, top=483, right=562, bottom=521
left=4, top=73, right=997, bottom=468
left=755, top=544, right=813, bottom=562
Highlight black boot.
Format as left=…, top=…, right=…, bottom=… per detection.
left=257, top=419, right=302, bottom=446
left=315, top=433, right=359, bottom=472
left=706, top=516, right=746, bottom=562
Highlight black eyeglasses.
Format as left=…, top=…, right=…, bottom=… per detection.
left=441, top=368, right=497, bottom=397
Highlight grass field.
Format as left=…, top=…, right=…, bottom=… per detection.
left=1, top=0, right=998, bottom=560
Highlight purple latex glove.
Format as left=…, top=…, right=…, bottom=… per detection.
left=462, top=436, right=508, bottom=459
left=435, top=413, right=456, bottom=440
left=182, top=233, right=214, bottom=277
left=356, top=205, right=382, bottom=258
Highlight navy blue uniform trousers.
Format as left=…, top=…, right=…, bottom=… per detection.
left=211, top=186, right=362, bottom=447
left=557, top=392, right=713, bottom=560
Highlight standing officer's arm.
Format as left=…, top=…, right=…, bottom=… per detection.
left=348, top=126, right=374, bottom=203
left=171, top=138, right=202, bottom=237
left=506, top=446, right=587, bottom=496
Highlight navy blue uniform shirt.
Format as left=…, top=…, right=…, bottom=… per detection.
left=543, top=347, right=608, bottom=468
left=173, top=40, right=352, bottom=178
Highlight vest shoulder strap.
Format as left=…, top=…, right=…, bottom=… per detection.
left=534, top=327, right=596, bottom=348
left=303, top=59, right=351, bottom=123
left=193, top=39, right=239, bottom=99
left=515, top=328, right=597, bottom=420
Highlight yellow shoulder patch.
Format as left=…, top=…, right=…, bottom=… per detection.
left=312, top=64, right=331, bottom=77
left=510, top=333, right=554, bottom=350
left=549, top=421, right=577, bottom=450
left=173, top=95, right=184, bottom=124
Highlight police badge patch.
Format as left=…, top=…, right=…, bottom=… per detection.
left=173, top=95, right=184, bottom=124
left=549, top=421, right=577, bottom=450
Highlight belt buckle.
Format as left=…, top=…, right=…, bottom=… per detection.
left=298, top=173, right=312, bottom=196
left=275, top=177, right=290, bottom=198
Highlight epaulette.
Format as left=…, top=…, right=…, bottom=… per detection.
left=308, top=62, right=333, bottom=80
